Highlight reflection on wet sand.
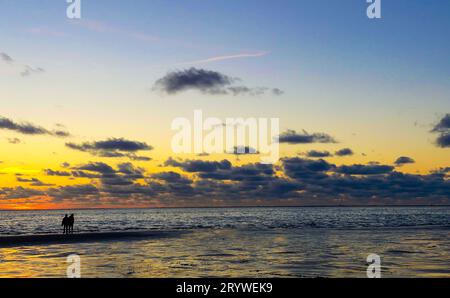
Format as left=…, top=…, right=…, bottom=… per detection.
left=0, top=227, right=449, bottom=278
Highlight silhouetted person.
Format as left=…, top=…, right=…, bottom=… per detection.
left=62, top=214, right=69, bottom=234
left=68, top=214, right=75, bottom=234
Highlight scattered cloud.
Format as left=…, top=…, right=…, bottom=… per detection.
left=431, top=114, right=450, bottom=148
left=0, top=116, right=70, bottom=137
left=7, top=138, right=21, bottom=144
left=335, top=148, right=354, bottom=157
left=0, top=52, right=14, bottom=63
left=2, top=157, right=449, bottom=206
left=153, top=68, right=283, bottom=96
left=304, top=150, right=332, bottom=158
left=278, top=130, right=337, bottom=144
left=0, top=52, right=45, bottom=77
left=21, top=65, right=45, bottom=77
left=435, top=133, right=450, bottom=148
left=66, top=138, right=153, bottom=160
left=16, top=177, right=53, bottom=187
left=165, top=157, right=232, bottom=173
left=394, top=156, right=415, bottom=166
left=335, top=164, right=394, bottom=175
left=431, top=114, right=450, bottom=133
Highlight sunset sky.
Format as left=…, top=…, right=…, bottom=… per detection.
left=0, top=0, right=449, bottom=209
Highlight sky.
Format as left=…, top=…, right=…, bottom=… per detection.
left=0, top=0, right=449, bottom=209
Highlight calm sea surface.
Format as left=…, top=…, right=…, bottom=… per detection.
left=0, top=207, right=449, bottom=277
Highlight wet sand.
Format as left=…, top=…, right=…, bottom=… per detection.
left=0, top=230, right=184, bottom=247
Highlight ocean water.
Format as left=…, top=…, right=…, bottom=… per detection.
left=0, top=207, right=449, bottom=277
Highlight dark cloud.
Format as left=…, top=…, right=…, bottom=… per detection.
left=304, top=150, right=332, bottom=158
left=16, top=177, right=53, bottom=187
left=0, top=116, right=48, bottom=135
left=335, top=148, right=354, bottom=156
left=53, top=130, right=71, bottom=138
left=66, top=138, right=153, bottom=160
left=47, top=184, right=100, bottom=201
left=436, top=133, right=450, bottom=148
left=75, top=162, right=116, bottom=175
left=152, top=171, right=192, bottom=184
left=165, top=157, right=232, bottom=173
left=335, top=164, right=394, bottom=175
left=279, top=130, right=337, bottom=144
left=44, top=169, right=72, bottom=177
left=61, top=162, right=70, bottom=168
left=154, top=68, right=233, bottom=95
left=431, top=114, right=450, bottom=133
left=394, top=156, right=415, bottom=166
left=431, top=114, right=450, bottom=148
left=2, top=157, right=449, bottom=206
left=153, top=68, right=283, bottom=96
left=282, top=157, right=334, bottom=180
left=0, top=116, right=70, bottom=137
left=0, top=187, right=44, bottom=199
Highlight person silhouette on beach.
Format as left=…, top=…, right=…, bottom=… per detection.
left=62, top=214, right=69, bottom=234
left=68, top=214, right=75, bottom=234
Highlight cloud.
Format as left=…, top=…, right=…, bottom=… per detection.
left=153, top=68, right=283, bottom=96
left=335, top=164, right=394, bottom=175
left=0, top=52, right=14, bottom=63
left=2, top=158, right=450, bottom=207
left=0, top=187, right=44, bottom=199
left=304, top=150, right=332, bottom=158
left=151, top=171, right=192, bottom=185
left=75, top=162, right=115, bottom=175
left=44, top=169, right=72, bottom=177
left=394, top=156, right=415, bottom=166
left=431, top=114, right=450, bottom=133
left=335, top=148, right=354, bottom=156
left=0, top=52, right=45, bottom=77
left=0, top=116, right=70, bottom=137
left=278, top=130, right=337, bottom=144
left=164, top=157, right=232, bottom=173
left=20, top=65, right=45, bottom=77
left=436, top=133, right=450, bottom=148
left=272, top=88, right=285, bottom=96
left=66, top=138, right=153, bottom=160
left=431, top=114, right=450, bottom=148
left=72, top=162, right=145, bottom=187
left=282, top=157, right=334, bottom=180
left=153, top=68, right=234, bottom=95
left=16, top=177, right=53, bottom=187
left=7, top=138, right=21, bottom=144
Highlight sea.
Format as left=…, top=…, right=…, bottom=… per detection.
left=0, top=206, right=449, bottom=277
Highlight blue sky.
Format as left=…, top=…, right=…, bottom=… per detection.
left=0, top=1, right=449, bottom=208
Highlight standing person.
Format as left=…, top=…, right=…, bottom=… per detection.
left=68, top=214, right=75, bottom=234
left=62, top=214, right=69, bottom=234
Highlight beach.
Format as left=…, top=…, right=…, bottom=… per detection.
left=0, top=207, right=449, bottom=278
